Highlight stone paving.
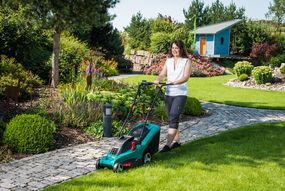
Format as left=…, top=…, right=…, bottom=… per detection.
left=0, top=101, right=285, bottom=191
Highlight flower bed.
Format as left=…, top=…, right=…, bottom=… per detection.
left=143, top=54, right=225, bottom=77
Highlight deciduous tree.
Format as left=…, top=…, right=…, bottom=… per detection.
left=3, top=0, right=119, bottom=87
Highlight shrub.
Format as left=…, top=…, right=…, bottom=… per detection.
left=48, top=33, right=90, bottom=84
left=252, top=66, right=272, bottom=84
left=268, top=53, right=285, bottom=68
left=0, top=55, right=43, bottom=100
left=0, top=118, right=6, bottom=143
left=25, top=106, right=49, bottom=119
left=96, top=58, right=119, bottom=77
left=0, top=9, right=52, bottom=82
left=153, top=101, right=168, bottom=122
left=183, top=97, right=203, bottom=116
left=3, top=114, right=56, bottom=154
left=150, top=32, right=172, bottom=54
left=238, top=73, right=249, bottom=81
left=56, top=100, right=102, bottom=129
left=250, top=42, right=279, bottom=63
left=280, top=65, right=285, bottom=74
left=233, top=61, right=254, bottom=77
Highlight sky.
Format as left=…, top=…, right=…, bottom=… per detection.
left=109, top=0, right=272, bottom=31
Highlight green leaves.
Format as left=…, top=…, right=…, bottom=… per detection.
left=252, top=66, right=273, bottom=84
left=3, top=114, right=56, bottom=154
left=233, top=61, right=254, bottom=77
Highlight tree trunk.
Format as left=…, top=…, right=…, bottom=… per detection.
left=51, top=27, right=60, bottom=88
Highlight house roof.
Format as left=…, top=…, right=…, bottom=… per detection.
left=195, top=19, right=242, bottom=34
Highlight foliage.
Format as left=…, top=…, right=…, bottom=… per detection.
left=150, top=32, right=172, bottom=53
left=238, top=74, right=249, bottom=81
left=171, top=26, right=194, bottom=52
left=183, top=0, right=206, bottom=30
left=235, top=20, right=272, bottom=55
left=233, top=61, right=254, bottom=77
left=96, top=58, right=119, bottom=77
left=183, top=97, right=202, bottom=116
left=0, top=118, right=6, bottom=143
left=3, top=0, right=119, bottom=87
left=58, top=101, right=103, bottom=129
left=0, top=55, right=43, bottom=100
left=279, top=65, right=285, bottom=74
left=75, top=23, right=124, bottom=57
left=252, top=66, right=273, bottom=84
left=153, top=101, right=168, bottom=122
left=58, top=79, right=159, bottom=128
left=57, top=84, right=103, bottom=128
left=250, top=42, right=279, bottom=64
left=268, top=53, right=285, bottom=68
left=85, top=120, right=128, bottom=139
left=80, top=57, right=119, bottom=82
left=125, top=12, right=151, bottom=50
left=46, top=33, right=90, bottom=84
left=3, top=114, right=56, bottom=154
left=183, top=0, right=245, bottom=30
left=266, top=0, right=285, bottom=33
left=204, top=0, right=245, bottom=24
left=25, top=106, right=49, bottom=119
left=0, top=6, right=52, bottom=82
left=149, top=18, right=176, bottom=33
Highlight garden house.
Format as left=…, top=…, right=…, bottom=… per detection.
left=194, top=19, right=241, bottom=57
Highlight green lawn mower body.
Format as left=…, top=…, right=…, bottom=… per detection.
left=96, top=122, right=160, bottom=172
left=96, top=80, right=168, bottom=172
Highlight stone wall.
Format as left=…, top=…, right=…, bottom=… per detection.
left=125, top=50, right=167, bottom=72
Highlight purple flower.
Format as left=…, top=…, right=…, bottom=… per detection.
left=85, top=62, right=92, bottom=74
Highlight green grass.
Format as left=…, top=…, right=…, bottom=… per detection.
left=121, top=74, right=285, bottom=110
left=45, top=122, right=285, bottom=191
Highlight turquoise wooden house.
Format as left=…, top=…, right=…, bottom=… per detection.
left=194, top=19, right=241, bottom=57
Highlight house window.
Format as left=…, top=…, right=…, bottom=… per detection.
left=220, top=37, right=224, bottom=45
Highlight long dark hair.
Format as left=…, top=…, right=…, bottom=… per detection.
left=167, top=40, right=189, bottom=58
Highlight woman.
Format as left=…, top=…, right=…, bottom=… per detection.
left=154, top=40, right=191, bottom=152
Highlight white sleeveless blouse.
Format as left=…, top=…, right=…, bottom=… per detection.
left=165, top=57, right=188, bottom=96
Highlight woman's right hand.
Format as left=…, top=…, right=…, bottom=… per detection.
left=153, top=79, right=160, bottom=84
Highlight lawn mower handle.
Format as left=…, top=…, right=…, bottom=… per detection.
left=141, top=80, right=173, bottom=86
left=118, top=80, right=171, bottom=137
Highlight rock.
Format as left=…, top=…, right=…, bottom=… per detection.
left=225, top=77, right=285, bottom=92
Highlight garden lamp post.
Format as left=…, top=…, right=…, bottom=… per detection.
left=103, top=103, right=112, bottom=137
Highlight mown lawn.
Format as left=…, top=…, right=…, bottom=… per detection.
left=45, top=122, right=285, bottom=191
left=121, top=74, right=285, bottom=110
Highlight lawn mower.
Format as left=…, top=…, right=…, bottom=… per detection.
left=96, top=80, right=168, bottom=172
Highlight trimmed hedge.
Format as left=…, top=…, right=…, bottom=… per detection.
left=252, top=66, right=272, bottom=84
left=3, top=114, right=56, bottom=154
left=238, top=73, right=249, bottom=81
left=233, top=61, right=254, bottom=77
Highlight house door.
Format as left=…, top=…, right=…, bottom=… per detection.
left=200, top=38, right=206, bottom=55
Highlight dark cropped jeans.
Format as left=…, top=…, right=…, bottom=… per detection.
left=165, top=95, right=187, bottom=129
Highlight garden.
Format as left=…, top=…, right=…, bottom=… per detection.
left=0, top=0, right=285, bottom=190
